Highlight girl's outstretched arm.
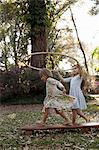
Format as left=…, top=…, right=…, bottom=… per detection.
left=54, top=71, right=72, bottom=83
left=53, top=71, right=65, bottom=84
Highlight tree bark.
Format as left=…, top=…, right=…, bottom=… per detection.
left=29, top=0, right=47, bottom=68
left=13, top=22, right=18, bottom=67
left=3, top=37, right=8, bottom=71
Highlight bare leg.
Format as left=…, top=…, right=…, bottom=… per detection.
left=76, top=108, right=89, bottom=122
left=72, top=109, right=78, bottom=125
left=36, top=108, right=49, bottom=125
left=54, top=108, right=71, bottom=125
left=42, top=108, right=49, bottom=124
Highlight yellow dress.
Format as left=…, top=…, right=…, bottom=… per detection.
left=42, top=77, right=75, bottom=112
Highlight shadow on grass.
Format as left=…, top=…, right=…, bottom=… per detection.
left=0, top=94, right=44, bottom=105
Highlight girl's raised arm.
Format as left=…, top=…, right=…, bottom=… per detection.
left=54, top=71, right=72, bottom=83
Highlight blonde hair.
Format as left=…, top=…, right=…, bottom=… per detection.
left=73, top=63, right=84, bottom=77
left=39, top=68, right=53, bottom=78
left=72, top=63, right=91, bottom=93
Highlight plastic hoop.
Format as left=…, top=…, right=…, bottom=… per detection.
left=21, top=52, right=79, bottom=71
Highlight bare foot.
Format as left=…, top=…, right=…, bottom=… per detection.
left=72, top=123, right=80, bottom=126
left=63, top=122, right=72, bottom=126
left=86, top=118, right=91, bottom=123
left=36, top=120, right=46, bottom=126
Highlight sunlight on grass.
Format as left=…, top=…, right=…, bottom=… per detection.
left=87, top=104, right=99, bottom=112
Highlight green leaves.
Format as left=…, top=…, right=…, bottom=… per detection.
left=92, top=47, right=99, bottom=72
left=92, top=47, right=99, bottom=60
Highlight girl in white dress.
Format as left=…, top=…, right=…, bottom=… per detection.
left=58, top=64, right=89, bottom=125
left=38, top=68, right=75, bottom=126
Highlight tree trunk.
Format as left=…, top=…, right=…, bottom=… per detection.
left=29, top=0, right=47, bottom=68
left=4, top=38, right=8, bottom=71
left=13, top=23, right=18, bottom=67
left=31, top=26, right=47, bottom=68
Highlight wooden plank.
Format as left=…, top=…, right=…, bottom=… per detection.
left=22, top=122, right=99, bottom=131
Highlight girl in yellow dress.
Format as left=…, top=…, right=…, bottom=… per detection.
left=38, top=68, right=75, bottom=126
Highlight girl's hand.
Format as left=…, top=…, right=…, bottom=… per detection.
left=42, top=106, right=46, bottom=113
left=63, top=88, right=66, bottom=94
left=53, top=70, right=63, bottom=79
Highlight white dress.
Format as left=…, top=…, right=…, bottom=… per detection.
left=64, top=74, right=87, bottom=110
left=43, top=77, right=75, bottom=112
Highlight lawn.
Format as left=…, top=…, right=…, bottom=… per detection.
left=0, top=103, right=99, bottom=150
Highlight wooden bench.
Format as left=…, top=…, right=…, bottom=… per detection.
left=21, top=122, right=99, bottom=135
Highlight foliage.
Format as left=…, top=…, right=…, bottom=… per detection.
left=89, top=0, right=99, bottom=15
left=46, top=0, right=78, bottom=53
left=0, top=0, right=30, bottom=68
left=0, top=0, right=78, bottom=70
left=92, top=47, right=99, bottom=60
left=1, top=0, right=97, bottom=104
left=0, top=67, right=45, bottom=102
left=92, top=47, right=99, bottom=72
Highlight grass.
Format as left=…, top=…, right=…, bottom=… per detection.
left=0, top=104, right=99, bottom=150
left=87, top=104, right=99, bottom=112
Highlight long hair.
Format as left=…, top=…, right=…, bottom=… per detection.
left=73, top=63, right=90, bottom=93
left=39, top=68, right=53, bottom=78
left=73, top=63, right=83, bottom=77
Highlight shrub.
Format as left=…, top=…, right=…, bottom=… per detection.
left=0, top=67, right=45, bottom=103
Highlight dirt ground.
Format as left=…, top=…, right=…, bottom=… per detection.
left=0, top=104, right=43, bottom=115
left=0, top=97, right=98, bottom=115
